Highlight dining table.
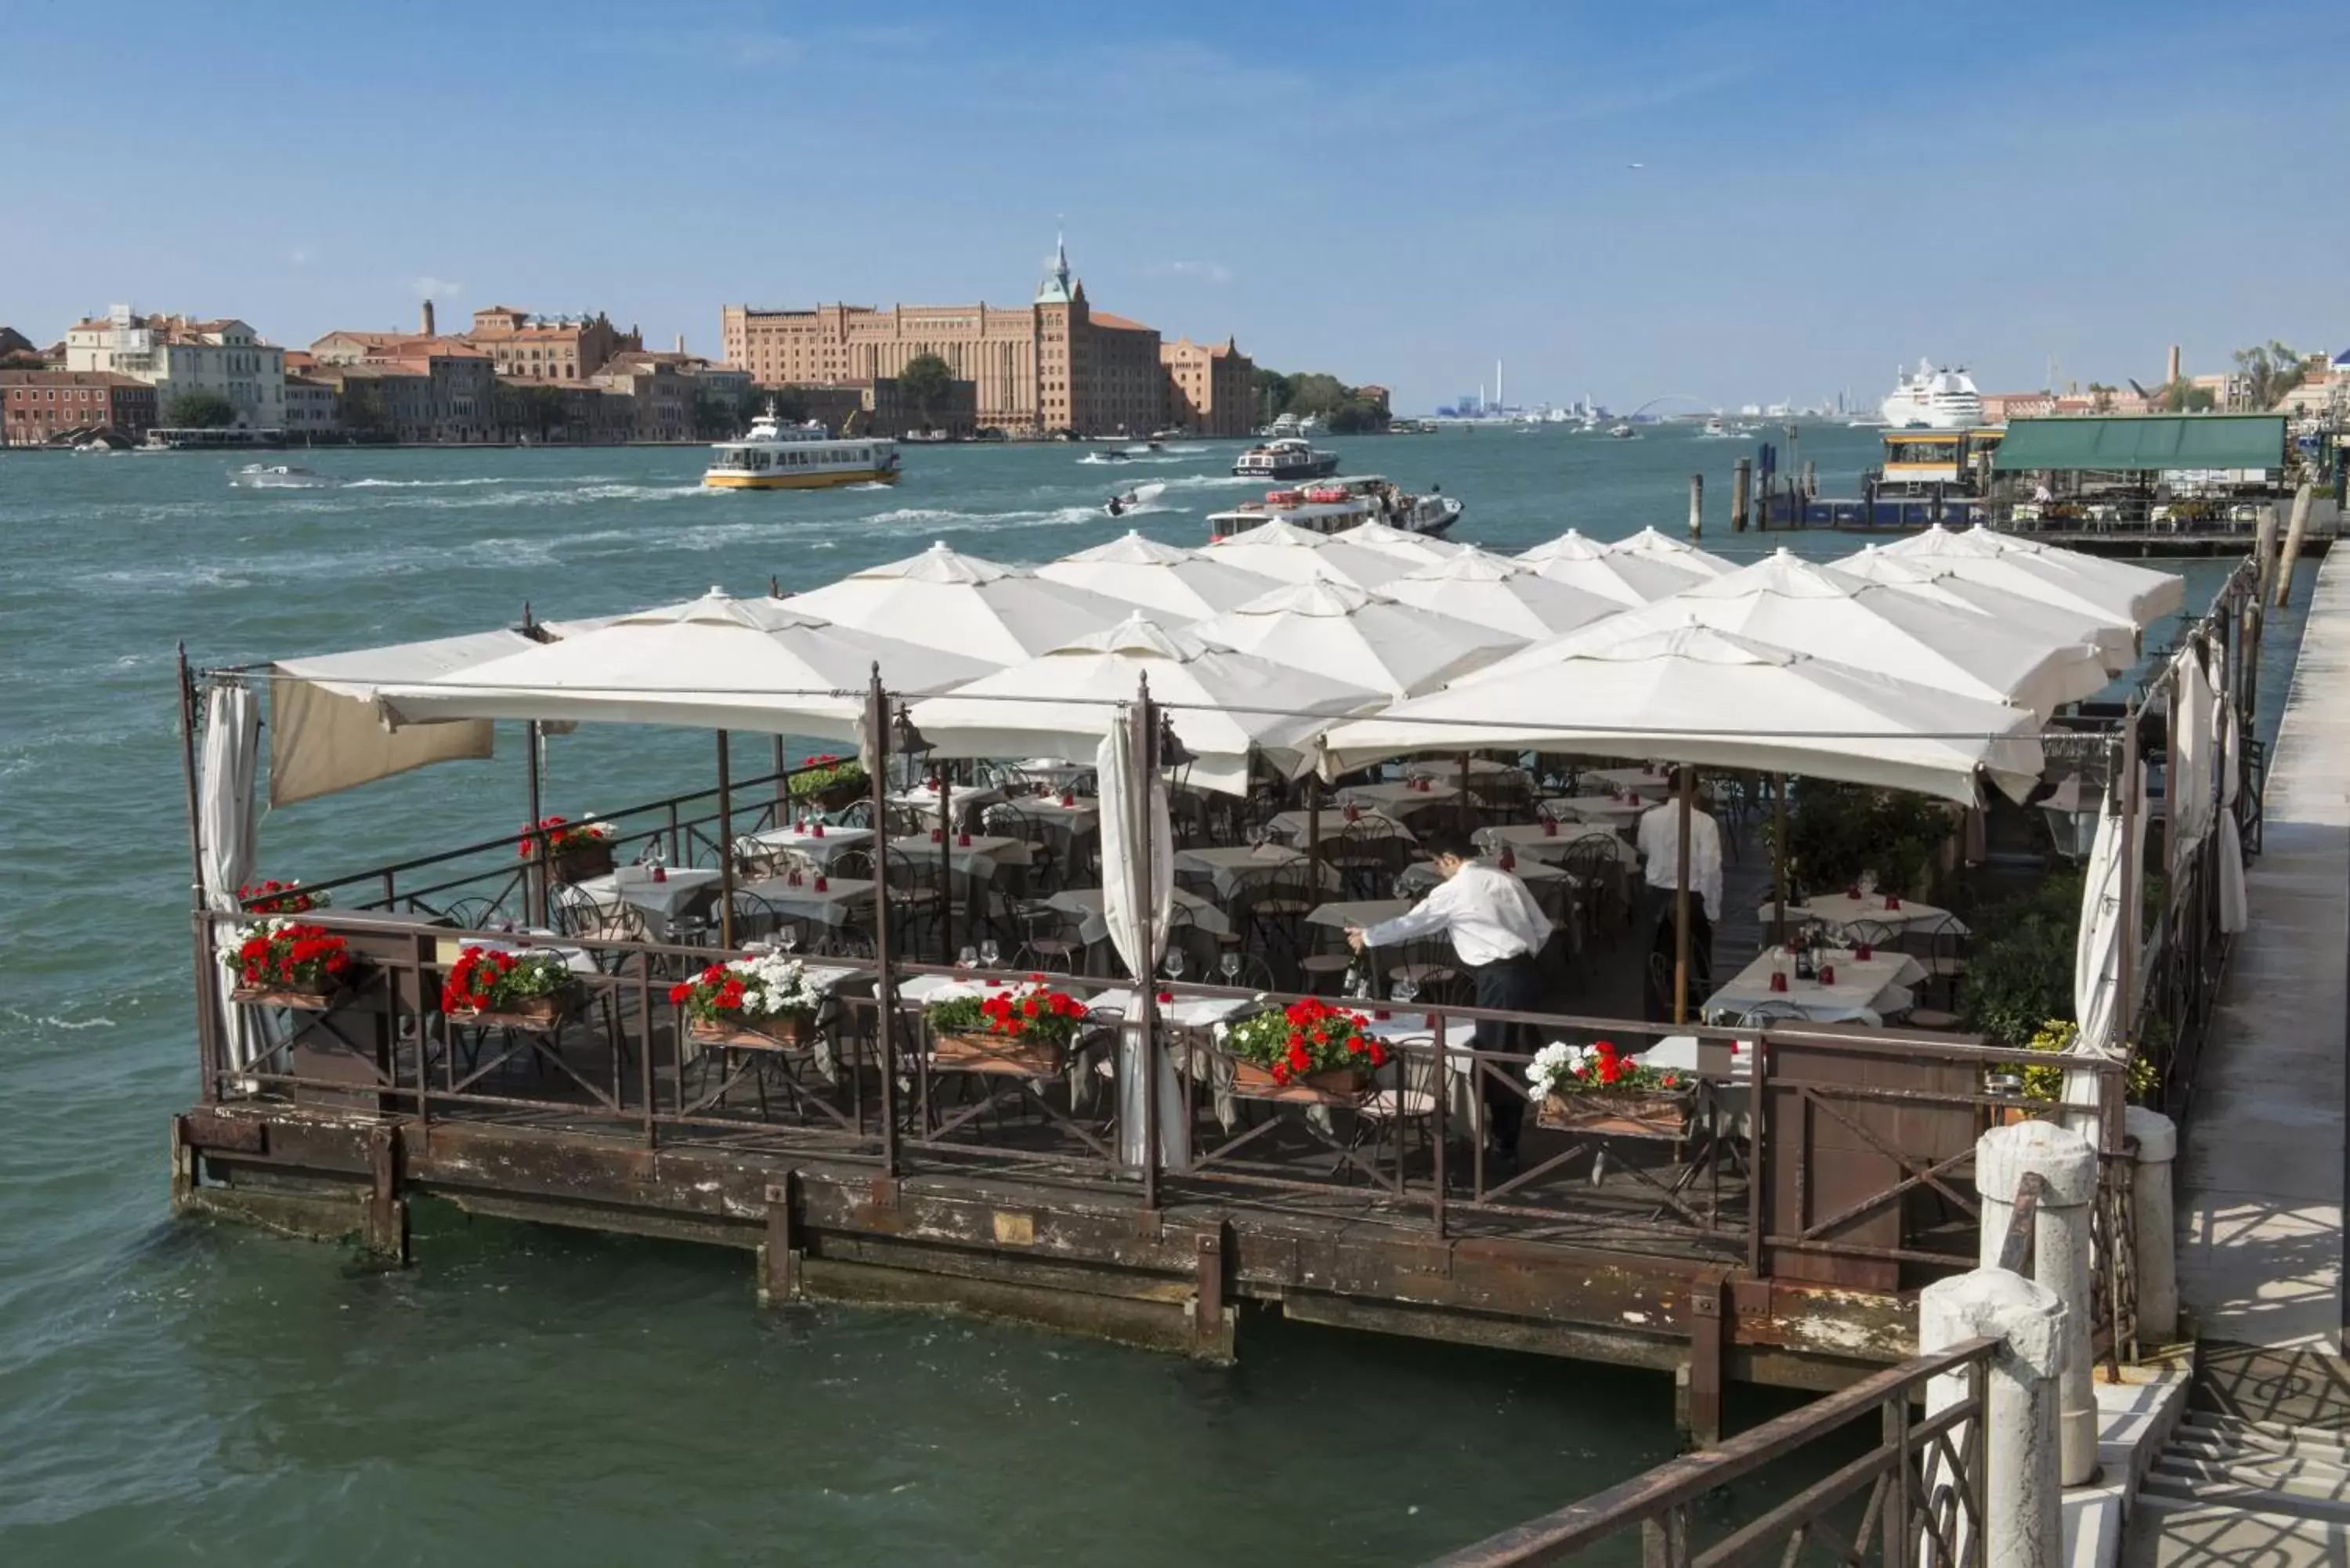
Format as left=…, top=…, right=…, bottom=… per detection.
left=887, top=782, right=1007, bottom=829
left=1335, top=780, right=1462, bottom=818
left=1047, top=887, right=1233, bottom=952
left=1544, top=796, right=1651, bottom=833
left=1401, top=758, right=1530, bottom=786
left=1701, top=945, right=1928, bottom=1026
left=737, top=873, right=879, bottom=929
left=1753, top=891, right=1969, bottom=937
left=1577, top=765, right=1676, bottom=795
left=888, top=832, right=1032, bottom=892
left=1265, top=807, right=1415, bottom=845
left=1477, top=822, right=1640, bottom=869
left=573, top=865, right=724, bottom=924
left=738, top=822, right=876, bottom=869
left=996, top=793, right=1102, bottom=851
left=1395, top=855, right=1567, bottom=894
left=1172, top=844, right=1342, bottom=901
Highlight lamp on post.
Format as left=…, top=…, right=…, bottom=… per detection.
left=1152, top=709, right=1196, bottom=771
left=889, top=703, right=931, bottom=789
left=2038, top=772, right=2102, bottom=862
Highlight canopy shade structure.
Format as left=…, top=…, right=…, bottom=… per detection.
left=268, top=627, right=538, bottom=806
left=1607, top=526, right=1738, bottom=576
left=1379, top=547, right=1625, bottom=640
left=374, top=590, right=996, bottom=743
left=908, top=615, right=1383, bottom=794
left=1321, top=626, right=2046, bottom=806
left=1033, top=530, right=1271, bottom=620
left=1336, top=518, right=1465, bottom=565
left=782, top=540, right=1134, bottom=666
left=1514, top=529, right=1708, bottom=605
left=1880, top=525, right=2186, bottom=627
left=1188, top=577, right=1524, bottom=699
left=1197, top=518, right=1415, bottom=590
left=1991, top=414, right=2287, bottom=474
left=1470, top=548, right=2108, bottom=721
left=1833, top=544, right=2135, bottom=675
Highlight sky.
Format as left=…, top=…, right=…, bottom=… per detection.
left=2, top=0, right=2342, bottom=413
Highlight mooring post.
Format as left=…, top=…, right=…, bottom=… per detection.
left=1731, top=457, right=1751, bottom=533
left=2254, top=501, right=2282, bottom=604
left=1687, top=472, right=1703, bottom=540
left=760, top=1176, right=801, bottom=1306
left=1676, top=1274, right=1728, bottom=1447
left=2276, top=479, right=2316, bottom=609
left=1976, top=1119, right=2100, bottom=1487
left=2126, top=1106, right=2180, bottom=1342
left=363, top=1124, right=410, bottom=1264
left=1919, top=1267, right=2067, bottom=1568
left=1801, top=458, right=1815, bottom=499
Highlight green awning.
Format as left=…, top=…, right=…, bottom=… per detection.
left=1991, top=415, right=2286, bottom=472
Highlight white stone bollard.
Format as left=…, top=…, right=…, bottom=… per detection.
left=1977, top=1119, right=2101, bottom=1487
left=1920, top=1268, right=2068, bottom=1568
left=2126, top=1105, right=2179, bottom=1343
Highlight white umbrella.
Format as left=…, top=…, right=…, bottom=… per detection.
left=1340, top=518, right=1465, bottom=565
left=1832, top=545, right=2135, bottom=676
left=200, top=685, right=266, bottom=1072
left=1516, top=529, right=1707, bottom=605
left=1034, top=530, right=1270, bottom=620
left=1379, top=547, right=1624, bottom=640
left=909, top=614, right=1382, bottom=794
left=1190, top=577, right=1524, bottom=699
left=2073, top=763, right=2148, bottom=1056
left=2216, top=691, right=2247, bottom=934
left=1608, top=526, right=1738, bottom=576
left=1882, top=524, right=2185, bottom=627
left=1095, top=709, right=1185, bottom=1167
left=1321, top=626, right=2045, bottom=805
left=376, top=588, right=995, bottom=742
left=1472, top=548, right=2106, bottom=721
left=1199, top=518, right=1415, bottom=590
left=783, top=540, right=1133, bottom=665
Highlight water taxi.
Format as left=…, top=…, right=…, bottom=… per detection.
left=1231, top=435, right=1340, bottom=480
left=703, top=408, right=900, bottom=490
left=1206, top=476, right=1461, bottom=541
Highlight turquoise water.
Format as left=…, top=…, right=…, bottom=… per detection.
left=0, top=427, right=2294, bottom=1564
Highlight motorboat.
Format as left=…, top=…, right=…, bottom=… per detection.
left=1104, top=482, right=1167, bottom=518
left=1698, top=417, right=1731, bottom=438
left=1878, top=360, right=1984, bottom=430
left=1207, top=476, right=1460, bottom=541
left=230, top=463, right=336, bottom=489
left=1232, top=436, right=1340, bottom=480
left=704, top=405, right=900, bottom=490
left=1606, top=423, right=1638, bottom=439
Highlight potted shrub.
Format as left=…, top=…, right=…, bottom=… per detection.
left=222, top=919, right=357, bottom=1009
left=519, top=815, right=617, bottom=883
left=1528, top=1039, right=1690, bottom=1137
left=789, top=754, right=868, bottom=815
left=239, top=878, right=331, bottom=915
left=924, top=976, right=1088, bottom=1076
left=1988, top=1017, right=2160, bottom=1121
left=671, top=951, right=826, bottom=1049
left=442, top=945, right=579, bottom=1030
left=1220, top=996, right=1386, bottom=1100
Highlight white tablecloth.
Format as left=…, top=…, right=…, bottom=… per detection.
left=1402, top=758, right=1528, bottom=786
left=1084, top=988, right=1256, bottom=1031
left=1172, top=844, right=1341, bottom=900
left=575, top=866, right=723, bottom=923
left=739, top=873, right=878, bottom=929
left=1549, top=797, right=1648, bottom=833
left=439, top=928, right=601, bottom=977
left=1304, top=897, right=1413, bottom=932
left=1266, top=807, right=1414, bottom=844
left=1756, top=892, right=1968, bottom=936
left=1336, top=780, right=1460, bottom=818
left=1703, top=947, right=1928, bottom=1025
left=739, top=824, right=874, bottom=868
left=888, top=833, right=1032, bottom=881
left=1579, top=766, right=1672, bottom=794
left=1047, top=887, right=1231, bottom=948
left=1477, top=823, right=1638, bottom=868
left=1397, top=857, right=1566, bottom=894
left=888, top=784, right=1006, bottom=829
left=992, top=794, right=1102, bottom=850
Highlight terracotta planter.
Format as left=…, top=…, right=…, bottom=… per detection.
left=549, top=840, right=615, bottom=884
left=931, top=1030, right=1065, bottom=1078
left=1536, top=1090, right=1688, bottom=1140
left=231, top=982, right=342, bottom=1010
left=689, top=1011, right=814, bottom=1051
left=450, top=988, right=576, bottom=1032
left=1231, top=1060, right=1370, bottom=1102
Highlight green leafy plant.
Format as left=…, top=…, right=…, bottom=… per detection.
left=1960, top=872, right=2082, bottom=1047
left=1762, top=782, right=1954, bottom=899
left=2018, top=1018, right=2160, bottom=1104
left=787, top=755, right=865, bottom=800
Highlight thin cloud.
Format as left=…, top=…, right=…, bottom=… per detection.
left=289, top=246, right=314, bottom=266
left=1158, top=260, right=1235, bottom=284
left=410, top=275, right=462, bottom=300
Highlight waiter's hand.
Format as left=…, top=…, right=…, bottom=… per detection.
left=1344, top=927, right=1368, bottom=953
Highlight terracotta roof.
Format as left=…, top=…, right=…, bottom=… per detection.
left=1088, top=311, right=1155, bottom=333
left=0, top=370, right=152, bottom=387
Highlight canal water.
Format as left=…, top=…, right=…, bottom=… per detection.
left=0, top=428, right=2309, bottom=1564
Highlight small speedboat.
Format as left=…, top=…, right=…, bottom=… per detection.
left=1104, top=482, right=1166, bottom=517
left=1607, top=423, right=1638, bottom=439
left=230, top=463, right=336, bottom=489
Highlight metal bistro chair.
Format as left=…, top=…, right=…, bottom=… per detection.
left=1009, top=899, right=1085, bottom=976
left=880, top=847, right=947, bottom=962
left=728, top=889, right=788, bottom=948
left=1350, top=1031, right=1444, bottom=1180
left=1329, top=819, right=1404, bottom=901
left=1902, top=912, right=1969, bottom=1028
left=982, top=801, right=1058, bottom=895
left=438, top=894, right=513, bottom=934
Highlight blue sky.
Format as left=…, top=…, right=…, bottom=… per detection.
left=2, top=1, right=2341, bottom=411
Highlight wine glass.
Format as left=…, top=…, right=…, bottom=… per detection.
left=1220, top=952, right=1241, bottom=986
left=779, top=925, right=800, bottom=957
left=957, top=945, right=978, bottom=970
left=978, top=939, right=1000, bottom=970
left=1163, top=950, right=1187, bottom=982
left=1392, top=974, right=1419, bottom=1006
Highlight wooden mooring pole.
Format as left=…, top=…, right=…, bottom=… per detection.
left=1687, top=473, right=1703, bottom=540
left=1732, top=457, right=1752, bottom=533
left=2276, top=481, right=2316, bottom=609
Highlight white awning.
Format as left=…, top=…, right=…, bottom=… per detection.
left=269, top=627, right=536, bottom=806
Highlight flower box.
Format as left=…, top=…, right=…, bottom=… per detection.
left=1536, top=1090, right=1688, bottom=1140
left=231, top=982, right=343, bottom=1011
left=448, top=990, right=575, bottom=1032
left=933, top=1030, right=1065, bottom=1078
left=689, top=1011, right=814, bottom=1051
left=551, top=840, right=614, bottom=884
left=1231, top=1060, right=1369, bottom=1101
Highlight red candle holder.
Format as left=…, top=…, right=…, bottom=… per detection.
left=1846, top=883, right=1861, bottom=899
left=1542, top=818, right=1558, bottom=837
left=1885, top=894, right=1901, bottom=910
left=812, top=822, right=826, bottom=838
left=1374, top=1008, right=1392, bottom=1021
left=1819, top=964, right=1836, bottom=986
left=1060, top=792, right=1076, bottom=807
left=931, top=827, right=944, bottom=843
left=1769, top=970, right=1789, bottom=993
left=1855, top=942, right=1873, bottom=961
left=957, top=831, right=971, bottom=847
left=1628, top=793, right=1641, bottom=807
left=653, top=865, right=667, bottom=883
left=813, top=875, right=829, bottom=892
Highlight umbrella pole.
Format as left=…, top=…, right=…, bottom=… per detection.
left=1771, top=773, right=1788, bottom=951
left=526, top=719, right=547, bottom=927
left=866, top=672, right=901, bottom=1177
left=2117, top=706, right=2139, bottom=1053
left=1456, top=750, right=1472, bottom=835
left=717, top=730, right=735, bottom=950
left=938, top=769, right=953, bottom=963
left=773, top=735, right=787, bottom=821
left=1308, top=776, right=1321, bottom=875
left=1132, top=689, right=1162, bottom=1209
left=1673, top=770, right=1694, bottom=1026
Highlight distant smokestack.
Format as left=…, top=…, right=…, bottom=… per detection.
left=2166, top=344, right=2181, bottom=385
left=421, top=299, right=436, bottom=337
left=675, top=333, right=686, bottom=355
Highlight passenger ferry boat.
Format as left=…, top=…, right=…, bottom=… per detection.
left=1231, top=435, right=1340, bottom=480
left=1878, top=360, right=1985, bottom=431
left=703, top=408, right=901, bottom=490
left=1206, top=476, right=1462, bottom=541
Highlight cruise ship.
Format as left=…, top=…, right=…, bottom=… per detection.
left=1231, top=435, right=1340, bottom=480
left=1878, top=360, right=1985, bottom=431
left=703, top=408, right=901, bottom=490
left=1207, top=476, right=1460, bottom=541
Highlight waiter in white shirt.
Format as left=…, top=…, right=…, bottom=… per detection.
left=1634, top=768, right=1723, bottom=1015
left=1346, top=828, right=1553, bottom=1164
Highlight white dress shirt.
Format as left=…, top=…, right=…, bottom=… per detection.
left=1636, top=802, right=1723, bottom=923
left=1358, top=862, right=1552, bottom=966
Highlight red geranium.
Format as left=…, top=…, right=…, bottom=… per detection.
left=516, top=813, right=615, bottom=862
left=238, top=878, right=329, bottom=916
left=221, top=919, right=353, bottom=993
left=1227, top=995, right=1381, bottom=1083
left=443, top=944, right=573, bottom=1015
left=925, top=978, right=1087, bottom=1055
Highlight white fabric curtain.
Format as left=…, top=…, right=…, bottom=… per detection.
left=2073, top=761, right=2146, bottom=1059
left=200, top=685, right=267, bottom=1073
left=2169, top=645, right=2216, bottom=869
left=1096, top=707, right=1183, bottom=1171
left=2216, top=692, right=2249, bottom=934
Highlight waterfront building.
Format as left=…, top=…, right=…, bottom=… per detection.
left=462, top=304, right=640, bottom=382
left=64, top=305, right=285, bottom=430
left=1160, top=337, right=1254, bottom=437
left=0, top=369, right=157, bottom=446
left=588, top=352, right=696, bottom=443
left=281, top=374, right=341, bottom=438
left=721, top=237, right=1254, bottom=437
left=0, top=325, right=38, bottom=365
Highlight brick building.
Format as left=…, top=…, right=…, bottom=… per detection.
left=1160, top=336, right=1256, bottom=437
left=0, top=370, right=157, bottom=445
left=462, top=305, right=639, bottom=382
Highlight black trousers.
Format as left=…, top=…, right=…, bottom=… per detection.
left=1642, top=884, right=1714, bottom=1021
left=1470, top=951, right=1542, bottom=1153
